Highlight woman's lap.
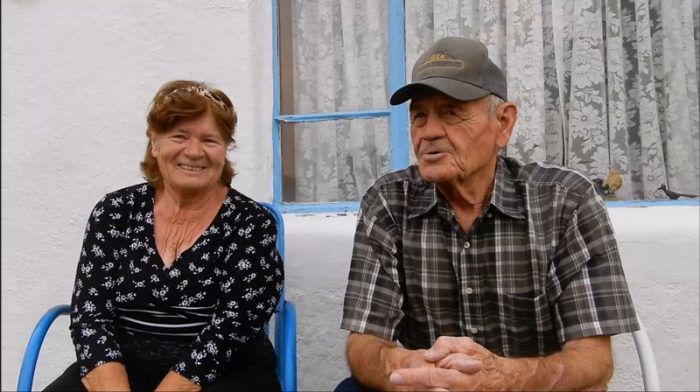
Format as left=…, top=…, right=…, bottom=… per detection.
left=43, top=361, right=280, bottom=392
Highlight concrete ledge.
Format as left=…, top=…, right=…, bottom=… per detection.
left=284, top=205, right=699, bottom=391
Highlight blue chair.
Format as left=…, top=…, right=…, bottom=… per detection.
left=17, top=202, right=297, bottom=392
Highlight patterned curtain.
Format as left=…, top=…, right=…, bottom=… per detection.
left=289, top=1, right=389, bottom=202
left=291, top=0, right=700, bottom=201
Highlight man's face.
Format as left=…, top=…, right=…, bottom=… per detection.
left=409, top=93, right=512, bottom=187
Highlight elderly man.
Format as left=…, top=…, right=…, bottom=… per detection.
left=338, top=37, right=639, bottom=391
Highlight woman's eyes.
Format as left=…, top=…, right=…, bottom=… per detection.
left=168, top=134, right=221, bottom=145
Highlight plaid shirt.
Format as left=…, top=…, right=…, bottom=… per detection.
left=341, top=156, right=639, bottom=356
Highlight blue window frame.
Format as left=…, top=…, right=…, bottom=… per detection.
left=271, top=0, right=407, bottom=213
left=270, top=0, right=698, bottom=213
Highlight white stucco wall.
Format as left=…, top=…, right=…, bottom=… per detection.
left=283, top=206, right=700, bottom=391
left=1, top=1, right=275, bottom=390
left=2, top=2, right=699, bottom=392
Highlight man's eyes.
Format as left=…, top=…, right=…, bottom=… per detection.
left=411, top=112, right=426, bottom=121
left=410, top=110, right=461, bottom=124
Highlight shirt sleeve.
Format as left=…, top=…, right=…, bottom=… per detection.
left=70, top=195, right=125, bottom=377
left=341, top=188, right=406, bottom=342
left=171, top=206, right=284, bottom=385
left=549, top=186, right=640, bottom=343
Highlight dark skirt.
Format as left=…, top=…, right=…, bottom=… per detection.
left=44, top=331, right=280, bottom=391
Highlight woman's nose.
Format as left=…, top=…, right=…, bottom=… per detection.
left=184, top=140, right=204, bottom=156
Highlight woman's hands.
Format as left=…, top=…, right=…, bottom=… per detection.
left=81, top=363, right=202, bottom=392
left=155, top=370, right=202, bottom=392
left=81, top=362, right=130, bottom=391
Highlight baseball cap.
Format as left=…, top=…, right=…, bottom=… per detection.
left=390, top=37, right=507, bottom=105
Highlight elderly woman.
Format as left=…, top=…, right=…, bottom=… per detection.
left=45, top=80, right=284, bottom=391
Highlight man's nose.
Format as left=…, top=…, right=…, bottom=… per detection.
left=421, top=113, right=447, bottom=139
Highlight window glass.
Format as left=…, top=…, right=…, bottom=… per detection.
left=404, top=0, right=700, bottom=200
left=281, top=118, right=389, bottom=202
left=277, top=0, right=393, bottom=204
left=286, top=0, right=389, bottom=115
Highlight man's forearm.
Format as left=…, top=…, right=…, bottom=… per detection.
left=496, top=336, right=613, bottom=391
left=394, top=335, right=613, bottom=391
left=346, top=333, right=399, bottom=390
left=526, top=336, right=613, bottom=391
left=347, top=332, right=434, bottom=391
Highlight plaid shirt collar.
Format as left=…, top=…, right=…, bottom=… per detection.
left=407, top=156, right=526, bottom=220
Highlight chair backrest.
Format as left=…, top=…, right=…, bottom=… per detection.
left=18, top=202, right=296, bottom=392
left=17, top=304, right=70, bottom=392
left=632, top=316, right=661, bottom=391
left=259, top=202, right=297, bottom=391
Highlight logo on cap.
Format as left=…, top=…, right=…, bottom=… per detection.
left=415, top=52, right=465, bottom=80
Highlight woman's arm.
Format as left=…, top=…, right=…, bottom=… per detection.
left=70, top=195, right=127, bottom=384
left=81, top=362, right=130, bottom=392
left=155, top=371, right=200, bottom=392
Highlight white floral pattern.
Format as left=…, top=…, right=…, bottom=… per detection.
left=69, top=183, right=283, bottom=385
left=289, top=0, right=699, bottom=201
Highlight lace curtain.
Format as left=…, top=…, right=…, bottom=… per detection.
left=288, top=1, right=389, bottom=202
left=290, top=0, right=700, bottom=202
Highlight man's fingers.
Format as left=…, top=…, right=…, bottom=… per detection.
left=390, top=368, right=440, bottom=388
left=437, top=353, right=482, bottom=374
left=424, top=336, right=475, bottom=362
left=394, top=387, right=448, bottom=392
left=390, top=367, right=465, bottom=390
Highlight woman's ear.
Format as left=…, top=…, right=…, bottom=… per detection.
left=150, top=138, right=159, bottom=158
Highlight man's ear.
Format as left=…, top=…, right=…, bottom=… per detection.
left=495, top=102, right=517, bottom=149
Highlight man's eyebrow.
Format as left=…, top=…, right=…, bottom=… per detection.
left=409, top=97, right=468, bottom=112
left=409, top=101, right=423, bottom=111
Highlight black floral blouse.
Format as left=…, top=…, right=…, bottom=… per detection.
left=69, top=183, right=284, bottom=385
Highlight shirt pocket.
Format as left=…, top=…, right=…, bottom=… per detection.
left=490, top=291, right=559, bottom=356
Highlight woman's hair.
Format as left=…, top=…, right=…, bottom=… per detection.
left=140, top=80, right=238, bottom=186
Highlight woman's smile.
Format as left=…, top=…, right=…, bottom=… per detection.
left=177, top=163, right=206, bottom=172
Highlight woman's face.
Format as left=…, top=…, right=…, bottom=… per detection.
left=151, top=111, right=227, bottom=196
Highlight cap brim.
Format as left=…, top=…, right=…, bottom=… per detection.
left=389, top=77, right=491, bottom=105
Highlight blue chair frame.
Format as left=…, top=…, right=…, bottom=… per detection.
left=17, top=202, right=296, bottom=392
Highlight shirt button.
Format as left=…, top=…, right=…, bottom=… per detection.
left=470, top=327, right=478, bottom=334
left=466, top=287, right=473, bottom=294
left=464, top=241, right=471, bottom=249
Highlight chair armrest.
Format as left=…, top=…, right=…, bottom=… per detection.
left=632, top=318, right=661, bottom=391
left=18, top=304, right=71, bottom=392
left=274, top=300, right=297, bottom=392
